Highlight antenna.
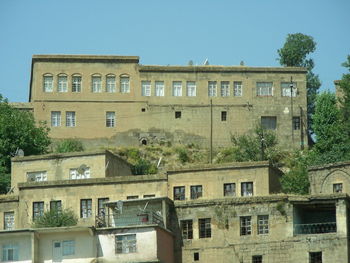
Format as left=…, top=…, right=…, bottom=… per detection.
left=203, top=58, right=209, bottom=65
left=77, top=164, right=88, bottom=175
left=17, top=149, right=24, bottom=157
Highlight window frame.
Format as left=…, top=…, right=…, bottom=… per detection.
left=33, top=201, right=44, bottom=220
left=43, top=74, right=54, bottom=92
left=186, top=81, right=196, bottom=97
left=58, top=74, right=68, bottom=92
left=27, top=171, right=47, bottom=182
left=106, top=75, right=116, bottom=93
left=51, top=111, right=61, bottom=127
left=98, top=198, right=109, bottom=217
left=91, top=75, right=102, bottom=93
left=309, top=251, right=322, bottom=263
left=66, top=111, right=76, bottom=127
left=70, top=167, right=90, bottom=179
left=181, top=220, right=193, bottom=239
left=172, top=81, right=182, bottom=96
left=80, top=199, right=92, bottom=218
left=141, top=81, right=151, bottom=96
left=4, top=211, right=14, bottom=230
left=234, top=81, right=243, bottom=97
left=252, top=255, right=263, bottom=263
left=174, top=186, right=185, bottom=200
left=190, top=185, right=203, bottom=200
left=261, top=116, right=277, bottom=130
left=240, top=216, right=252, bottom=236
left=106, top=111, right=116, bottom=127
left=221, top=111, right=227, bottom=121
left=72, top=75, right=82, bottom=92
left=293, top=116, right=301, bottom=130
left=2, top=244, right=19, bottom=261
left=115, top=234, right=137, bottom=254
left=208, top=81, right=217, bottom=97
left=281, top=82, right=297, bottom=97
left=120, top=75, right=130, bottom=93
left=223, top=183, right=235, bottom=197
left=333, top=183, right=343, bottom=193
left=257, top=215, right=269, bottom=235
left=256, top=82, right=273, bottom=96
left=50, top=200, right=62, bottom=212
left=155, top=81, right=165, bottom=96
left=198, top=218, right=211, bottom=238
left=221, top=81, right=230, bottom=97
left=241, top=182, right=254, bottom=196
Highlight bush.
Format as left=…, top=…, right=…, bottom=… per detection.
left=132, top=159, right=157, bottom=175
left=55, top=139, right=84, bottom=153
left=33, top=208, right=78, bottom=228
left=175, top=147, right=190, bottom=164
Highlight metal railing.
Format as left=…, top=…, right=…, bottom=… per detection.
left=96, top=211, right=164, bottom=228
left=294, top=222, right=336, bottom=235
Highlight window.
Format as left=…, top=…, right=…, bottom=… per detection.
left=4, top=212, right=14, bottom=230
left=199, top=218, right=211, bottom=238
left=27, top=171, right=47, bottom=182
left=241, top=182, right=253, bottom=196
left=293, top=116, right=300, bottom=130
left=66, top=111, right=76, bottom=127
left=51, top=111, right=61, bottom=127
left=141, top=81, right=151, bottom=96
left=186, top=81, right=196, bottom=96
left=252, top=255, right=263, bottom=263
left=172, top=81, right=182, bottom=96
left=221, top=111, right=227, bottom=121
left=58, top=75, right=68, bottom=92
left=126, top=196, right=138, bottom=200
left=115, top=234, right=136, bottom=254
left=72, top=75, right=82, bottom=92
left=174, top=186, right=185, bottom=200
left=221, top=81, right=230, bottom=97
left=208, top=81, right=217, bottom=97
left=62, top=240, right=75, bottom=256
left=181, top=220, right=193, bottom=239
left=240, top=216, right=251, bottom=235
left=2, top=244, right=19, bottom=261
left=106, top=75, right=116, bottom=92
left=92, top=75, right=102, bottom=92
left=261, top=116, right=276, bottom=130
left=106, top=112, right=115, bottom=127
left=80, top=199, right=92, bottom=218
left=309, top=252, right=322, bottom=263
left=234, top=81, right=243, bottom=96
left=143, top=194, right=155, bottom=198
left=98, top=198, right=109, bottom=217
left=258, top=215, right=269, bottom=234
left=175, top=111, right=181, bottom=119
left=43, top=75, right=53, bottom=92
left=155, top=81, right=165, bottom=96
left=281, top=82, right=297, bottom=97
left=33, top=202, right=44, bottom=220
left=70, top=167, right=90, bottom=179
left=333, top=183, right=343, bottom=193
left=256, top=82, right=273, bottom=96
left=120, top=76, right=130, bottom=93
left=191, top=185, right=202, bottom=199
left=50, top=200, right=62, bottom=212
left=224, top=183, right=235, bottom=196
left=194, top=252, right=199, bottom=261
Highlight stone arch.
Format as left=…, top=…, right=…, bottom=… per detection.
left=320, top=169, right=350, bottom=194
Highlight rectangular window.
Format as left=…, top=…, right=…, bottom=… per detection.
left=106, top=76, right=116, bottom=92
left=120, top=76, right=130, bottom=93
left=143, top=194, right=155, bottom=198
left=194, top=252, right=199, bottom=261
left=62, top=240, right=75, bottom=256
left=261, top=116, right=276, bottom=130
left=252, top=255, right=263, bottom=263
left=33, top=202, right=44, bottom=220
left=155, top=81, right=165, bottom=96
left=281, top=82, right=297, bottom=97
left=240, top=216, right=251, bottom=235
left=333, top=183, right=343, bottom=193
left=175, top=111, right=182, bottom=119
left=27, top=171, right=47, bottom=182
left=92, top=76, right=102, bottom=92
left=190, top=185, right=202, bottom=199
left=141, top=81, right=151, bottom=96
left=221, top=111, right=227, bottom=121
left=98, top=198, right=109, bottom=217
left=309, top=252, right=322, bottom=263
left=66, top=111, right=76, bottom=127
left=115, top=234, right=136, bottom=254
left=186, top=81, right=196, bottom=96
left=70, top=167, right=90, bottom=179
left=256, top=82, right=273, bottom=96
left=172, top=81, right=182, bottom=96
left=181, top=220, right=193, bottom=239
left=4, top=212, right=14, bottom=230
left=234, top=81, right=243, bottom=96
left=2, top=244, right=19, bottom=261
left=50, top=200, right=62, bottom=212
left=126, top=196, right=138, bottom=200
left=43, top=75, right=53, bottom=92
left=293, top=116, right=300, bottom=130
left=241, top=182, right=253, bottom=196
left=72, top=76, right=82, bottom=92
left=208, top=81, right=217, bottom=97
left=174, top=186, right=185, bottom=200
left=221, top=81, right=230, bottom=97
left=258, top=215, right=269, bottom=235
left=51, top=111, right=61, bottom=127
left=199, top=218, right=211, bottom=238
left=58, top=75, right=68, bottom=92
left=80, top=199, right=92, bottom=218
left=106, top=112, right=116, bottom=127
left=224, top=183, right=235, bottom=196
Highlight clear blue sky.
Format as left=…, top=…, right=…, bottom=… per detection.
left=0, top=0, right=349, bottom=102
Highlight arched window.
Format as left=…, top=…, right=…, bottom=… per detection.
left=57, top=73, right=68, bottom=92
left=72, top=74, right=82, bottom=92
left=106, top=74, right=116, bottom=93
left=91, top=74, right=102, bottom=93
left=120, top=74, right=130, bottom=93
left=43, top=73, right=53, bottom=92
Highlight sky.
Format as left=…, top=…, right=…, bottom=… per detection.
left=0, top=0, right=349, bottom=102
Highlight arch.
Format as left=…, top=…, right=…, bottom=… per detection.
left=320, top=169, right=350, bottom=194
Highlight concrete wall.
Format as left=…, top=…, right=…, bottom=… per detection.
left=0, top=195, right=19, bottom=230
left=0, top=232, right=33, bottom=262
left=157, top=227, right=174, bottom=263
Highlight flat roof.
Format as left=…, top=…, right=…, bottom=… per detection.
left=32, top=54, right=140, bottom=63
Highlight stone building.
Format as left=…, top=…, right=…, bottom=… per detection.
left=0, top=151, right=349, bottom=262
left=24, top=55, right=307, bottom=150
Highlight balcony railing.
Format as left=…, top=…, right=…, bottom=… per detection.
left=96, top=211, right=164, bottom=228
left=294, top=222, right=337, bottom=235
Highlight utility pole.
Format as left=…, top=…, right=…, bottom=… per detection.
left=290, top=76, right=294, bottom=146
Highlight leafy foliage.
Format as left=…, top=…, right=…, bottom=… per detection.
left=55, top=139, right=84, bottom=153
left=338, top=55, right=350, bottom=136
left=175, top=147, right=190, bottom=164
left=0, top=95, right=51, bottom=193
left=117, top=147, right=157, bottom=175
left=32, top=208, right=78, bottom=228
left=132, top=158, right=158, bottom=175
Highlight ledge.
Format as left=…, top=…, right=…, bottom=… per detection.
left=308, top=161, right=350, bottom=171
left=32, top=54, right=139, bottom=63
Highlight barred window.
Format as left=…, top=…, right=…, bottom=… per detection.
left=106, top=111, right=116, bottom=127
left=240, top=216, right=251, bottom=235
left=258, top=215, right=269, bottom=234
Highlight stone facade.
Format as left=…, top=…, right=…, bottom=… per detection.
left=28, top=55, right=308, bottom=150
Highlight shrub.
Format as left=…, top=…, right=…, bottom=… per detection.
left=32, top=208, right=78, bottom=228
left=55, top=139, right=84, bottom=153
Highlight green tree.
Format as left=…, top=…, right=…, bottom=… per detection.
left=0, top=95, right=51, bottom=193
left=311, top=91, right=350, bottom=164
left=32, top=208, right=78, bottom=228
left=339, top=55, right=350, bottom=135
left=55, top=139, right=84, bottom=153
left=278, top=33, right=321, bottom=138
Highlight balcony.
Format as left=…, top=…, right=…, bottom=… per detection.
left=294, top=222, right=336, bottom=235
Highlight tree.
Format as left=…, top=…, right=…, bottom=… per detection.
left=278, top=33, right=321, bottom=138
left=32, top=208, right=78, bottom=228
left=0, top=95, right=51, bottom=193
left=55, top=139, right=84, bottom=153
left=311, top=92, right=350, bottom=165
left=338, top=55, right=350, bottom=135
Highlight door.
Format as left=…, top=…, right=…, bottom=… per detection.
left=52, top=241, right=62, bottom=262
